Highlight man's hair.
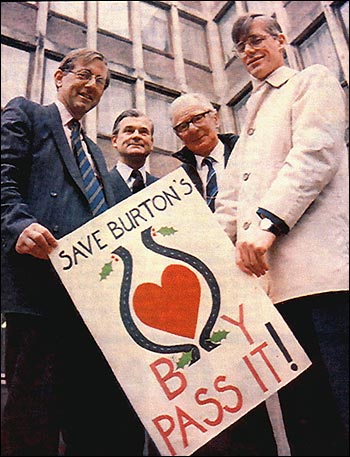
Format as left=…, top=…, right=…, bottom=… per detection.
left=112, top=109, right=154, bottom=135
left=169, top=93, right=215, bottom=123
left=231, top=13, right=283, bottom=44
left=58, top=48, right=110, bottom=89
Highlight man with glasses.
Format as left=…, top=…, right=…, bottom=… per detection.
left=216, top=13, right=349, bottom=456
left=170, top=93, right=238, bottom=213
left=1, top=48, right=145, bottom=456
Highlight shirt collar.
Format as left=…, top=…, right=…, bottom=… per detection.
left=116, top=161, right=147, bottom=183
left=195, top=139, right=225, bottom=170
left=55, top=100, right=76, bottom=128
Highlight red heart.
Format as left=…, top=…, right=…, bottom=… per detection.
left=133, top=264, right=201, bottom=339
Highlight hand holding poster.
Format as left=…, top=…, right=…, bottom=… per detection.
left=49, top=168, right=311, bottom=456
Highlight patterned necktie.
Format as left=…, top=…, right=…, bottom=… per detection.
left=203, top=156, right=218, bottom=212
left=70, top=120, right=108, bottom=216
left=131, top=169, right=145, bottom=194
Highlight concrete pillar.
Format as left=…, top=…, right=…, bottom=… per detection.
left=30, top=1, right=49, bottom=103
left=85, top=1, right=98, bottom=140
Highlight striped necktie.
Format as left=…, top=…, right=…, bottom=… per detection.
left=203, top=156, right=218, bottom=212
left=70, top=120, right=108, bottom=216
left=131, top=169, right=145, bottom=194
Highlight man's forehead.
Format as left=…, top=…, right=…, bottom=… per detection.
left=239, top=18, right=267, bottom=38
left=120, top=116, right=152, bottom=128
left=173, top=103, right=207, bottom=118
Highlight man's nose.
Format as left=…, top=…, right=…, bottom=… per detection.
left=187, top=121, right=200, bottom=131
left=243, top=41, right=256, bottom=54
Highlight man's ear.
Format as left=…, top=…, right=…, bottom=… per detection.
left=111, top=135, right=118, bottom=148
left=54, top=69, right=64, bottom=89
left=277, top=33, right=287, bottom=49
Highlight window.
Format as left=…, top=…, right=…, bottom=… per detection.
left=141, top=2, right=171, bottom=53
left=177, top=1, right=203, bottom=12
left=298, top=21, right=344, bottom=82
left=179, top=15, right=209, bottom=67
left=335, top=1, right=349, bottom=40
left=42, top=57, right=60, bottom=105
left=97, top=78, right=134, bottom=136
left=98, top=1, right=130, bottom=39
left=49, top=1, right=85, bottom=22
left=230, top=89, right=251, bottom=134
left=145, top=89, right=178, bottom=152
left=216, top=3, right=237, bottom=64
left=1, top=45, right=30, bottom=107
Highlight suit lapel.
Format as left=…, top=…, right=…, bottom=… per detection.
left=109, top=168, right=133, bottom=203
left=45, top=104, right=87, bottom=196
left=45, top=104, right=115, bottom=208
left=145, top=172, right=158, bottom=185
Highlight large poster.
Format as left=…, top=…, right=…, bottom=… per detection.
left=49, top=168, right=311, bottom=456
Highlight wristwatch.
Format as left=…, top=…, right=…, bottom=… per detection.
left=259, top=217, right=280, bottom=236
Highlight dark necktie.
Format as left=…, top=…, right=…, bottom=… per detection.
left=70, top=120, right=108, bottom=216
left=131, top=169, right=145, bottom=194
left=203, top=157, right=218, bottom=212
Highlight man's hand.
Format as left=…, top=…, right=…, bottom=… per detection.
left=236, top=227, right=276, bottom=277
left=15, top=223, right=58, bottom=260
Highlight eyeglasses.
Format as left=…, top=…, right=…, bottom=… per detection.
left=67, top=69, right=107, bottom=88
left=234, top=34, right=277, bottom=56
left=173, top=111, right=212, bottom=134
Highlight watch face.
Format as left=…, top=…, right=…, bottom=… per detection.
left=260, top=218, right=273, bottom=230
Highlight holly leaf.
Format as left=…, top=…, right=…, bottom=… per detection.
left=99, top=261, right=113, bottom=280
left=208, top=330, right=230, bottom=344
left=176, top=350, right=193, bottom=369
left=157, top=226, right=178, bottom=236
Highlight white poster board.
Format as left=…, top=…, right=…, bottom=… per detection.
left=49, top=168, right=311, bottom=456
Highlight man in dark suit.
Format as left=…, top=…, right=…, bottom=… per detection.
left=109, top=109, right=158, bottom=199
left=170, top=93, right=239, bottom=213
left=109, top=109, right=158, bottom=456
left=1, top=48, right=144, bottom=456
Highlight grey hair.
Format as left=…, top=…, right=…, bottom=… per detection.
left=170, top=93, right=215, bottom=123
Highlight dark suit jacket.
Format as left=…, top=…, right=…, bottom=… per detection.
left=109, top=165, right=158, bottom=202
left=1, top=96, right=117, bottom=317
left=172, top=133, right=239, bottom=197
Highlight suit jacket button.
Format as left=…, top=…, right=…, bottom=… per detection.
left=52, top=225, right=59, bottom=233
left=50, top=192, right=58, bottom=197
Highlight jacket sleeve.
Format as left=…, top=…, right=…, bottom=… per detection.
left=1, top=97, right=38, bottom=253
left=259, top=65, right=347, bottom=230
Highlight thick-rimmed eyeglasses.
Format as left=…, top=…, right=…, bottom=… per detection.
left=234, top=34, right=278, bottom=56
left=67, top=69, right=106, bottom=88
left=173, top=111, right=212, bottom=134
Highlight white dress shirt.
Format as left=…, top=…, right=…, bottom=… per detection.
left=116, top=161, right=147, bottom=191
left=195, top=140, right=225, bottom=199
left=55, top=100, right=96, bottom=171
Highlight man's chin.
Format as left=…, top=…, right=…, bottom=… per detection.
left=127, top=148, right=146, bottom=155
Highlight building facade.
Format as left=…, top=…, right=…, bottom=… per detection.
left=1, top=1, right=349, bottom=177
